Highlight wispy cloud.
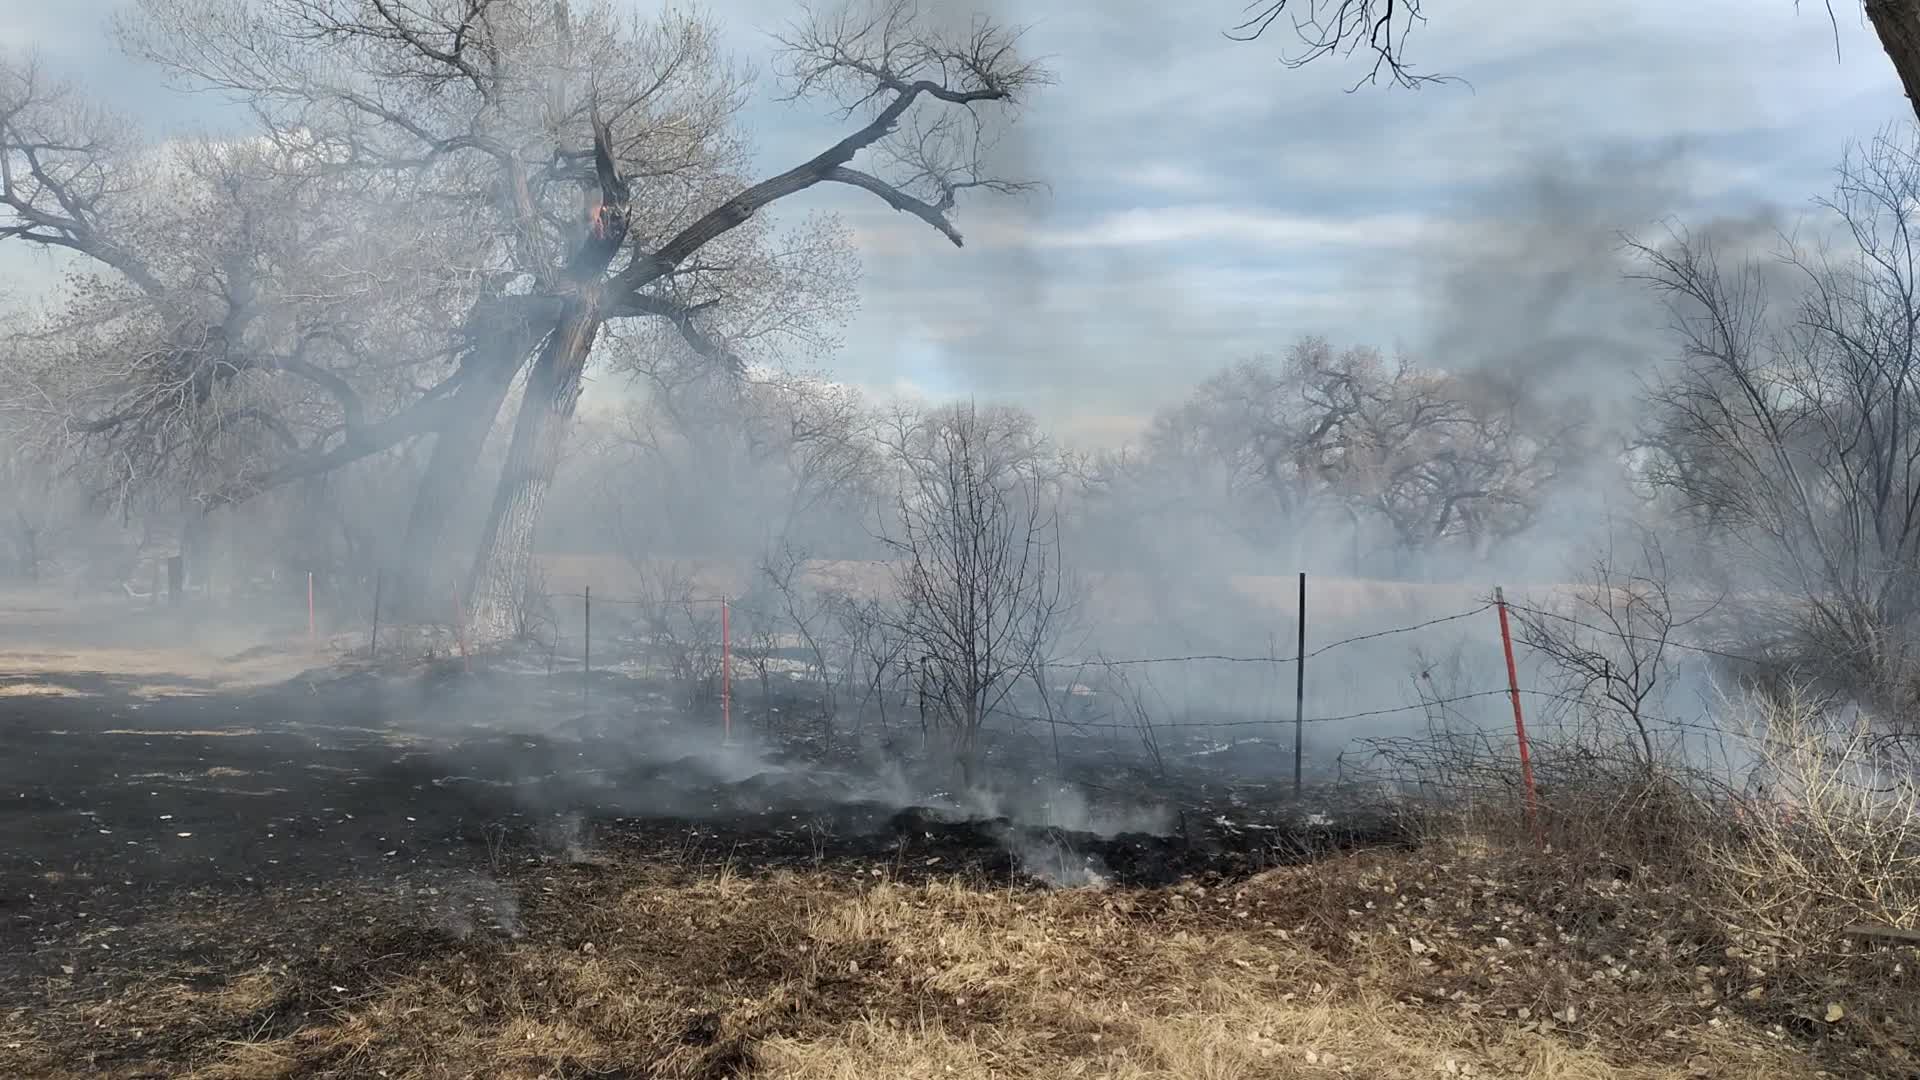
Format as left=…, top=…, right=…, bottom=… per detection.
left=1028, top=205, right=1435, bottom=252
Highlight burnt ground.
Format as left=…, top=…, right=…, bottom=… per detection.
left=0, top=612, right=1909, bottom=1079
left=0, top=645, right=1406, bottom=1036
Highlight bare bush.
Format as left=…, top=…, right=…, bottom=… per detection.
left=879, top=402, right=1071, bottom=785
left=629, top=561, right=721, bottom=710
left=1511, top=531, right=1699, bottom=776
left=759, top=543, right=839, bottom=745
left=512, top=560, right=557, bottom=648
left=726, top=592, right=782, bottom=728
left=825, top=587, right=911, bottom=745
left=1368, top=644, right=1920, bottom=969
left=1634, top=131, right=1920, bottom=724
left=1365, top=592, right=1727, bottom=865
left=1705, top=686, right=1920, bottom=964
left=1089, top=660, right=1168, bottom=778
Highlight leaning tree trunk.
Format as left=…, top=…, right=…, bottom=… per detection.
left=390, top=317, right=549, bottom=618
left=462, top=296, right=604, bottom=642
left=1869, top=0, right=1920, bottom=124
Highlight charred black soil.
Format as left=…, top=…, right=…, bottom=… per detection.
left=0, top=655, right=1403, bottom=1015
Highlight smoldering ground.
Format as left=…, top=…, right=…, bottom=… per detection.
left=0, top=625, right=1410, bottom=991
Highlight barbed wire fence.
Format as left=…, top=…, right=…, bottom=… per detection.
left=502, top=575, right=1840, bottom=810
left=316, top=566, right=1878, bottom=824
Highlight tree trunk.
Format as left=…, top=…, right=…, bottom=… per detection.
left=1868, top=0, right=1920, bottom=124
left=15, top=511, right=37, bottom=582
left=181, top=510, right=208, bottom=598
left=463, top=296, right=604, bottom=642
left=390, top=324, right=542, bottom=618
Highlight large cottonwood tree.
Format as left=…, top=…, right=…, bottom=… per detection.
left=2, top=0, right=1049, bottom=639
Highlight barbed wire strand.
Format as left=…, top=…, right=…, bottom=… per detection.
left=1502, top=601, right=1771, bottom=666
left=528, top=584, right=1789, bottom=746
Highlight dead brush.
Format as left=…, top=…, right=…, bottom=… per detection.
left=1358, top=721, right=1734, bottom=870
left=1355, top=675, right=1920, bottom=1074
left=1702, top=686, right=1920, bottom=965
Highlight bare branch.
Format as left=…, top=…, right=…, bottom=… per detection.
left=1225, top=0, right=1464, bottom=92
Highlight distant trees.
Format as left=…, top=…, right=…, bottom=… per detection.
left=1080, top=336, right=1583, bottom=575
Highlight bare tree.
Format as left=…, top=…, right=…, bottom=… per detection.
left=0, top=449, right=72, bottom=581
left=1227, top=1, right=1920, bottom=128
left=1865, top=1, right=1920, bottom=124
left=1633, top=130, right=1920, bottom=719
left=7, top=0, right=1051, bottom=641
left=1, top=60, right=473, bottom=521
left=1119, top=337, right=1579, bottom=570
left=878, top=401, right=1070, bottom=785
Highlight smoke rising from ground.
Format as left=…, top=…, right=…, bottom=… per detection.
left=2, top=2, right=1913, bottom=892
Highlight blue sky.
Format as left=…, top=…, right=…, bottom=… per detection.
left=4, top=0, right=1911, bottom=444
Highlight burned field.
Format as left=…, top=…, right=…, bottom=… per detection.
left=0, top=642, right=1424, bottom=1075
left=0, top=656, right=1398, bottom=907
left=0, top=607, right=1909, bottom=1079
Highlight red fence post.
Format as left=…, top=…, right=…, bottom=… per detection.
left=721, top=597, right=732, bottom=744
left=1494, top=586, right=1543, bottom=848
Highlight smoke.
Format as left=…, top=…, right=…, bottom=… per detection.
left=956, top=777, right=1174, bottom=837
left=432, top=873, right=525, bottom=941
left=10, top=0, right=1904, bottom=906
left=1415, top=139, right=1788, bottom=416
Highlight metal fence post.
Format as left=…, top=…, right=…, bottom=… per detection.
left=1294, top=571, right=1306, bottom=800
left=1494, top=586, right=1542, bottom=847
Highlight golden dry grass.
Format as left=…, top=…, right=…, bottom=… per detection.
left=12, top=844, right=1884, bottom=1080
left=0, top=680, right=89, bottom=696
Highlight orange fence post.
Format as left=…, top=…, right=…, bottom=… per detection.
left=1494, top=586, right=1543, bottom=848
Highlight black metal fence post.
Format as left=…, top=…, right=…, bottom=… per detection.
left=1293, top=571, right=1307, bottom=801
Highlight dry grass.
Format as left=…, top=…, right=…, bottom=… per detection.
left=1359, top=685, right=1920, bottom=1079
left=0, top=680, right=89, bottom=696
left=0, top=585, right=317, bottom=688
left=1700, top=701, right=1920, bottom=965
left=10, top=845, right=1890, bottom=1080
